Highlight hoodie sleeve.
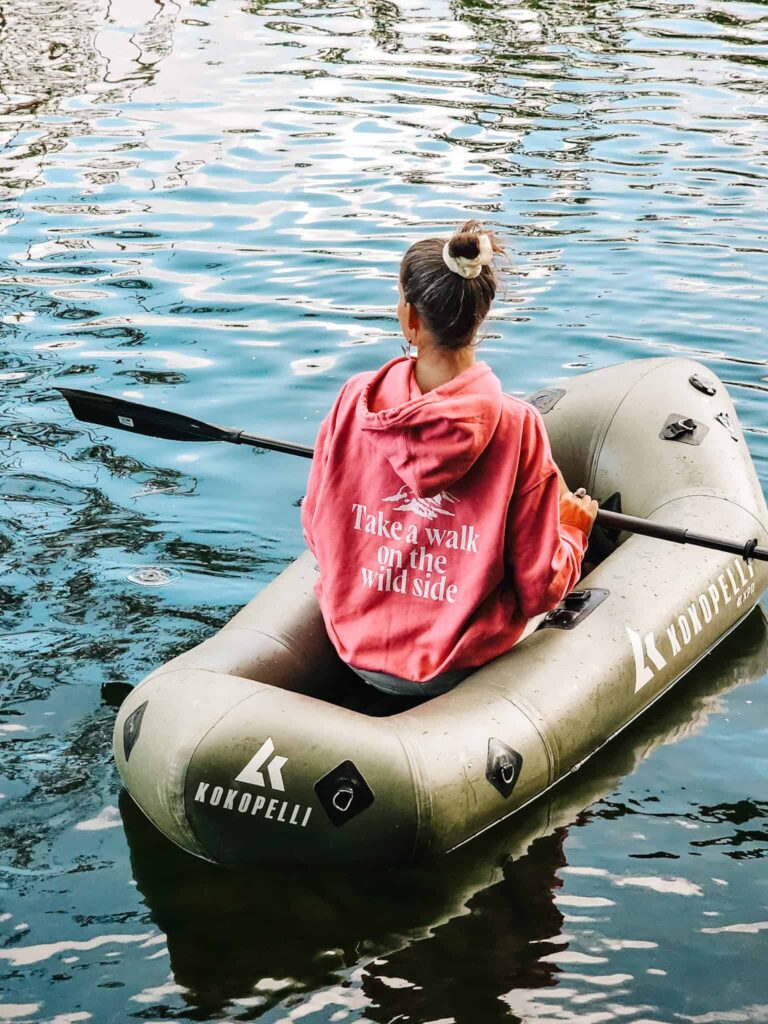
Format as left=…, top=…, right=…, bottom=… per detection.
left=301, top=378, right=355, bottom=555
left=504, top=407, right=589, bottom=618
left=301, top=412, right=330, bottom=556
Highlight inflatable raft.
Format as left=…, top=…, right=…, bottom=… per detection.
left=120, top=608, right=768, bottom=999
left=113, top=357, right=768, bottom=866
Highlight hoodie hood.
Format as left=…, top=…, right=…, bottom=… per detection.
left=356, top=356, right=502, bottom=497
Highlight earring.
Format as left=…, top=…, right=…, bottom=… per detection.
left=401, top=336, right=415, bottom=358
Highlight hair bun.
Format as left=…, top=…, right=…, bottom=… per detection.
left=443, top=232, right=493, bottom=279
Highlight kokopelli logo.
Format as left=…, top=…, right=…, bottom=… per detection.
left=235, top=737, right=287, bottom=792
left=626, top=626, right=667, bottom=693
left=625, top=556, right=757, bottom=694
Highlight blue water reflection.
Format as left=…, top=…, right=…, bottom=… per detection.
left=1, top=0, right=767, bottom=1021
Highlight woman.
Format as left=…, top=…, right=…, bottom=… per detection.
left=302, top=220, right=598, bottom=697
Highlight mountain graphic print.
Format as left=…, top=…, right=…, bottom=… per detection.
left=381, top=485, right=459, bottom=520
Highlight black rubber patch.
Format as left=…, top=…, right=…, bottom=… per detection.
left=689, top=373, right=717, bottom=396
left=539, top=588, right=610, bottom=630
left=486, top=738, right=523, bottom=799
left=527, top=388, right=566, bottom=415
left=314, top=759, right=374, bottom=827
left=660, top=414, right=709, bottom=445
left=123, top=700, right=148, bottom=761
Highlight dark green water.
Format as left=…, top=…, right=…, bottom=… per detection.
left=1, top=0, right=767, bottom=1021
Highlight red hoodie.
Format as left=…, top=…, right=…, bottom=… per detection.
left=302, top=356, right=588, bottom=683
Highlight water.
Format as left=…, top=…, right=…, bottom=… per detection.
left=1, top=0, right=767, bottom=1020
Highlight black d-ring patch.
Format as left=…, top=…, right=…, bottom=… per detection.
left=123, top=701, right=148, bottom=761
left=486, top=738, right=523, bottom=799
left=314, top=760, right=374, bottom=827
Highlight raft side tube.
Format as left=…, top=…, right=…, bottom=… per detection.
left=142, top=553, right=343, bottom=699
left=391, top=679, right=554, bottom=858
left=535, top=357, right=666, bottom=492
left=113, top=669, right=269, bottom=857
left=590, top=359, right=764, bottom=519
left=182, top=688, right=425, bottom=865
left=543, top=357, right=766, bottom=519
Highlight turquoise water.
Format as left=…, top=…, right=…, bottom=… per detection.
left=1, top=0, right=767, bottom=1020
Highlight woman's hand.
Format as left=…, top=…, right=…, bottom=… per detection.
left=559, top=486, right=599, bottom=536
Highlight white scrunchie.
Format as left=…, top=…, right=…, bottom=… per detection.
left=442, top=233, right=493, bottom=279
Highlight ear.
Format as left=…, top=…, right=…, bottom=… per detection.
left=406, top=301, right=421, bottom=336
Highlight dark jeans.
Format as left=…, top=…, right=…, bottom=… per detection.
left=351, top=666, right=471, bottom=698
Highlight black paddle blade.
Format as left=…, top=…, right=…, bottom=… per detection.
left=56, top=387, right=242, bottom=444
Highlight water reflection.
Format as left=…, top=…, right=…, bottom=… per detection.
left=1, top=0, right=767, bottom=1020
left=0, top=0, right=180, bottom=193
left=122, top=609, right=768, bottom=1018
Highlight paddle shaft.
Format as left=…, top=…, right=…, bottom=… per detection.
left=57, top=386, right=768, bottom=563
left=236, top=432, right=312, bottom=458
left=597, top=509, right=768, bottom=563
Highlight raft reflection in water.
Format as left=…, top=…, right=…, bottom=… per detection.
left=121, top=606, right=768, bottom=1019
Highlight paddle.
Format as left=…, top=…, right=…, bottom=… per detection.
left=56, top=386, right=768, bottom=563
left=56, top=386, right=313, bottom=458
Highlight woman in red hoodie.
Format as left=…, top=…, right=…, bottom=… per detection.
left=302, top=221, right=598, bottom=697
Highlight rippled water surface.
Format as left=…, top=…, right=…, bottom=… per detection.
left=2, top=0, right=768, bottom=1021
